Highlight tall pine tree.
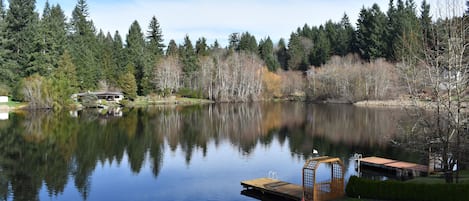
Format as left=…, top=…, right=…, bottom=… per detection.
left=146, top=16, right=165, bottom=57
left=310, top=26, right=331, bottom=66
left=287, top=33, right=309, bottom=70
left=238, top=32, right=257, bottom=53
left=420, top=0, right=432, bottom=48
left=0, top=0, right=16, bottom=90
left=180, top=35, right=198, bottom=73
left=258, top=37, right=280, bottom=72
left=125, top=20, right=145, bottom=95
left=195, top=37, right=209, bottom=57
left=143, top=16, right=164, bottom=95
left=112, top=31, right=126, bottom=74
left=5, top=0, right=38, bottom=77
left=180, top=35, right=198, bottom=87
left=31, top=3, right=67, bottom=76
left=69, top=0, right=99, bottom=90
left=96, top=31, right=116, bottom=86
left=356, top=4, right=388, bottom=60
left=336, top=14, right=356, bottom=56
left=276, top=38, right=288, bottom=70
left=166, top=39, right=178, bottom=56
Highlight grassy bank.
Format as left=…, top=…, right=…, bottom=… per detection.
left=406, top=170, right=469, bottom=184
left=0, top=100, right=28, bottom=110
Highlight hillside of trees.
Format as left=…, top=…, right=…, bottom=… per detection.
left=0, top=0, right=468, bottom=109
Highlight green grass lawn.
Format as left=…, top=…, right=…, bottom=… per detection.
left=406, top=170, right=469, bottom=184
left=0, top=100, right=25, bottom=108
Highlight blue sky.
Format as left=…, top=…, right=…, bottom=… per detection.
left=32, top=0, right=396, bottom=45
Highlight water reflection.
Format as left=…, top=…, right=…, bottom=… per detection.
left=0, top=103, right=418, bottom=201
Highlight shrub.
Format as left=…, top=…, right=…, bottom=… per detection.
left=177, top=88, right=203, bottom=99
left=0, top=84, right=10, bottom=96
left=346, top=176, right=469, bottom=201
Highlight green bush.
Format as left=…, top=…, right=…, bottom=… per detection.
left=177, top=88, right=204, bottom=99
left=81, top=93, right=98, bottom=108
left=346, top=176, right=469, bottom=201
left=0, top=84, right=10, bottom=96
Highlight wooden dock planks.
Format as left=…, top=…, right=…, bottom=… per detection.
left=360, top=156, right=429, bottom=176
left=241, top=178, right=303, bottom=201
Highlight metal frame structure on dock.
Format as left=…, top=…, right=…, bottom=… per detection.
left=241, top=156, right=345, bottom=201
left=303, top=156, right=345, bottom=201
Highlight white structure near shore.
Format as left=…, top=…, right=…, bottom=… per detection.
left=0, top=96, right=8, bottom=103
left=0, top=112, right=8, bottom=120
left=71, top=92, right=124, bottom=104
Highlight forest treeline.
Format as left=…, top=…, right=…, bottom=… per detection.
left=0, top=0, right=468, bottom=108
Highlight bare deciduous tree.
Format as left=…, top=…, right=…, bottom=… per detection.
left=397, top=0, right=468, bottom=183
left=153, top=56, right=182, bottom=96
left=306, top=55, right=398, bottom=102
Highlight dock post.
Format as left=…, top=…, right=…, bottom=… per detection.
left=354, top=153, right=362, bottom=177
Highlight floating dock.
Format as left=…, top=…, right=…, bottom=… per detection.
left=359, top=156, right=429, bottom=177
left=241, top=178, right=303, bottom=201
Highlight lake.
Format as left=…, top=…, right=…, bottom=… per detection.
left=0, top=103, right=422, bottom=201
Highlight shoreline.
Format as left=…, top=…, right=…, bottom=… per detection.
left=2, top=98, right=439, bottom=111
left=353, top=99, right=433, bottom=109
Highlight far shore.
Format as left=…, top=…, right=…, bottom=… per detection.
left=1, top=97, right=444, bottom=112
left=354, top=99, right=433, bottom=109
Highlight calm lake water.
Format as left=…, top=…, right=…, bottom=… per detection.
left=0, top=103, right=422, bottom=201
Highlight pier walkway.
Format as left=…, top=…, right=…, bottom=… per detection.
left=359, top=156, right=429, bottom=177
left=241, top=178, right=303, bottom=201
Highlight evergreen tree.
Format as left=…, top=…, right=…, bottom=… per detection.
left=336, top=14, right=356, bottom=56
left=146, top=16, right=165, bottom=57
left=228, top=32, right=240, bottom=51
left=5, top=0, right=38, bottom=77
left=386, top=0, right=421, bottom=61
left=69, top=0, right=99, bottom=90
left=0, top=0, right=16, bottom=89
left=179, top=35, right=198, bottom=76
left=299, top=24, right=313, bottom=39
left=276, top=38, right=288, bottom=70
left=143, top=16, right=164, bottom=95
left=420, top=0, right=432, bottom=47
left=356, top=4, right=388, bottom=60
left=31, top=3, right=67, bottom=76
left=310, top=26, right=331, bottom=66
left=112, top=31, right=126, bottom=74
left=287, top=32, right=311, bottom=70
left=166, top=39, right=178, bottom=56
left=119, top=63, right=137, bottom=100
left=238, top=32, right=257, bottom=53
left=125, top=20, right=146, bottom=95
left=97, top=31, right=116, bottom=86
left=395, top=0, right=422, bottom=60
left=211, top=40, right=220, bottom=49
left=195, top=37, right=209, bottom=57
left=259, top=37, right=280, bottom=72
left=50, top=50, right=78, bottom=109
left=324, top=20, right=339, bottom=55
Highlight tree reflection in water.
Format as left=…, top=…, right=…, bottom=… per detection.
left=0, top=103, right=417, bottom=201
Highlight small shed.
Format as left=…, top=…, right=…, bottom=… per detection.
left=303, top=156, right=345, bottom=201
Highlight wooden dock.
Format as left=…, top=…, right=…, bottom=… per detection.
left=241, top=178, right=303, bottom=201
left=359, top=156, right=429, bottom=177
